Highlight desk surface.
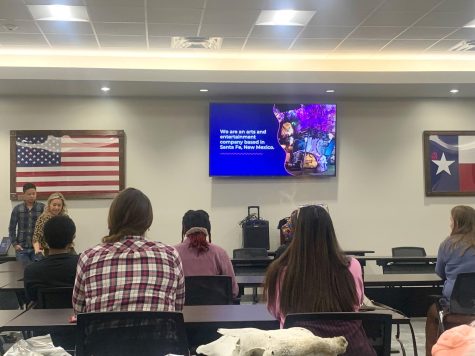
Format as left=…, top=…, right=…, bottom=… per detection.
left=236, top=273, right=443, bottom=287
left=0, top=310, right=25, bottom=328
left=2, top=304, right=408, bottom=331
left=0, top=261, right=25, bottom=272
left=0, top=272, right=23, bottom=289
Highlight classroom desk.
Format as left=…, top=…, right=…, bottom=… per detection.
left=0, top=262, right=25, bottom=273
left=357, top=256, right=437, bottom=266
left=0, top=310, right=25, bottom=329
left=0, top=272, right=23, bottom=289
left=1, top=304, right=414, bottom=353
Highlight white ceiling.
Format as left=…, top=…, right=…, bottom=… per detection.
left=1, top=0, right=475, bottom=98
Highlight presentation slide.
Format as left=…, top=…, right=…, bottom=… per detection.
left=209, top=103, right=336, bottom=177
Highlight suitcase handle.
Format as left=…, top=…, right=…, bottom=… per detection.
left=248, top=206, right=260, bottom=219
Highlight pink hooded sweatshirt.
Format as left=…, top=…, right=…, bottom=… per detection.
left=432, top=324, right=475, bottom=356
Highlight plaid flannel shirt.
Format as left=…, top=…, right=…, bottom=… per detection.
left=8, top=201, right=45, bottom=249
left=72, top=236, right=185, bottom=314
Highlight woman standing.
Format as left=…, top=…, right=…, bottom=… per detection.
left=32, top=192, right=69, bottom=257
left=426, top=205, right=475, bottom=355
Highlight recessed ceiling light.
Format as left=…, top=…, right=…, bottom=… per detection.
left=256, top=10, right=316, bottom=26
left=101, top=87, right=110, bottom=93
left=199, top=89, right=209, bottom=92
left=27, top=5, right=89, bottom=22
left=325, top=89, right=335, bottom=93
left=450, top=89, right=459, bottom=94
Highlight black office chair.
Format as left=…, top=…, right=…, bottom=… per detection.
left=438, top=272, right=475, bottom=333
left=76, top=311, right=190, bottom=356
left=284, top=312, right=392, bottom=356
left=184, top=275, right=233, bottom=305
left=383, top=246, right=434, bottom=274
left=36, top=287, right=73, bottom=309
left=233, top=248, right=268, bottom=259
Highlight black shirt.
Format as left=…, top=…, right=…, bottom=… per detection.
left=23, top=253, right=79, bottom=302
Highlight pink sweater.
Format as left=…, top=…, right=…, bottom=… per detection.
left=174, top=238, right=239, bottom=297
left=267, top=257, right=365, bottom=327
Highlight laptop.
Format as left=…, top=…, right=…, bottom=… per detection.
left=0, top=237, right=11, bottom=256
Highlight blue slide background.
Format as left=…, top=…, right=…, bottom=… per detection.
left=209, top=103, right=288, bottom=176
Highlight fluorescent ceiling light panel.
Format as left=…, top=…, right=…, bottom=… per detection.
left=464, top=19, right=475, bottom=28
left=28, top=5, right=89, bottom=22
left=256, top=10, right=316, bottom=26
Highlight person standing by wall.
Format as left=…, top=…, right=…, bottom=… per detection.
left=8, top=183, right=45, bottom=265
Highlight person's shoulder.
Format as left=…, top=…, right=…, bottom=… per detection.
left=35, top=201, right=45, bottom=208
left=24, top=259, right=46, bottom=276
left=209, top=243, right=228, bottom=255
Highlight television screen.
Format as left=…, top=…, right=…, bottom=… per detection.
left=209, top=103, right=337, bottom=177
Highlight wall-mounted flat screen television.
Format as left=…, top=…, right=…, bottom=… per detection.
left=209, top=103, right=336, bottom=177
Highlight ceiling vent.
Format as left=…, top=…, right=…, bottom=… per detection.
left=171, top=36, right=222, bottom=49
left=450, top=40, right=475, bottom=51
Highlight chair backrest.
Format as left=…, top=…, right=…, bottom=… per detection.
left=283, top=312, right=392, bottom=356
left=76, top=311, right=189, bottom=356
left=233, top=248, right=268, bottom=259
left=392, top=247, right=426, bottom=257
left=450, top=272, right=475, bottom=314
left=36, top=287, right=73, bottom=309
left=184, top=275, right=232, bottom=305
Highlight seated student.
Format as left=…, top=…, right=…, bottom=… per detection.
left=174, top=210, right=239, bottom=298
left=264, top=205, right=373, bottom=356
left=426, top=205, right=475, bottom=356
left=72, top=188, right=185, bottom=314
left=275, top=209, right=298, bottom=259
left=23, top=215, right=78, bottom=303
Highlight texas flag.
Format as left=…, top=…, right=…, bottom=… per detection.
left=429, top=135, right=475, bottom=193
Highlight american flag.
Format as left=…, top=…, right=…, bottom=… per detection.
left=14, top=132, right=123, bottom=198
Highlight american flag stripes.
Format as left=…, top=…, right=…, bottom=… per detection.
left=11, top=130, right=125, bottom=200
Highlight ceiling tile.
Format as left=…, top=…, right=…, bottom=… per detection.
left=349, top=26, right=405, bottom=40
left=291, top=38, right=340, bottom=50
left=397, top=27, right=457, bottom=40
left=379, top=0, right=442, bottom=12
left=86, top=0, right=145, bottom=6
left=300, top=26, right=353, bottom=39
left=148, top=36, right=171, bottom=48
left=206, top=0, right=265, bottom=9
left=336, top=39, right=389, bottom=51
left=415, top=12, right=475, bottom=27
left=220, top=37, right=246, bottom=50
left=362, top=10, right=424, bottom=26
left=261, top=0, right=324, bottom=10
left=97, top=35, right=146, bottom=47
left=93, top=22, right=145, bottom=36
left=250, top=26, right=302, bottom=39
left=147, top=7, right=202, bottom=24
left=308, top=6, right=376, bottom=27
left=381, top=39, right=437, bottom=51
left=147, top=0, right=204, bottom=8
left=24, top=0, right=84, bottom=4
left=0, top=33, right=46, bottom=45
left=244, top=37, right=293, bottom=50
left=199, top=23, right=251, bottom=37
left=426, top=39, right=465, bottom=51
left=47, top=34, right=98, bottom=47
left=202, top=9, right=259, bottom=26
left=0, top=1, right=33, bottom=20
left=148, top=23, right=198, bottom=37
left=445, top=28, right=475, bottom=40
left=38, top=21, right=93, bottom=35
left=0, top=20, right=39, bottom=34
left=434, top=0, right=475, bottom=12
left=87, top=6, right=145, bottom=22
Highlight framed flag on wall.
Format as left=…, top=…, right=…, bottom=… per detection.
left=10, top=130, right=125, bottom=200
left=424, top=131, right=475, bottom=196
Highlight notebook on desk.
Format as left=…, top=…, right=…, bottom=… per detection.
left=0, top=237, right=12, bottom=256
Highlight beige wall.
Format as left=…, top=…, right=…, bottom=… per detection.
left=1, top=97, right=474, bottom=263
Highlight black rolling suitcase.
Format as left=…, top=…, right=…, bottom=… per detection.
left=241, top=206, right=270, bottom=249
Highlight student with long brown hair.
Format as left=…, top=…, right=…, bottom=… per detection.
left=72, top=187, right=185, bottom=314
left=426, top=205, right=475, bottom=355
left=264, top=205, right=372, bottom=355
